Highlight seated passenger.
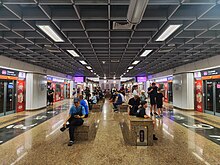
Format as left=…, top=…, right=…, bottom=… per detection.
left=113, top=91, right=123, bottom=112
left=128, top=95, right=141, bottom=116
left=60, top=98, right=86, bottom=146
left=136, top=101, right=158, bottom=140
left=79, top=95, right=89, bottom=118
left=91, top=92, right=97, bottom=104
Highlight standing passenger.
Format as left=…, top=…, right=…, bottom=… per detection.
left=156, top=88, right=164, bottom=117
left=148, top=83, right=158, bottom=116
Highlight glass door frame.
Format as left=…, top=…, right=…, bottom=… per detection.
left=0, top=80, right=16, bottom=116
left=203, top=80, right=220, bottom=116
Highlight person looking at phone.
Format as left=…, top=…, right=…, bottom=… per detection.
left=60, top=98, right=86, bottom=146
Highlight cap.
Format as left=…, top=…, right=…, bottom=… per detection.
left=73, top=98, right=80, bottom=103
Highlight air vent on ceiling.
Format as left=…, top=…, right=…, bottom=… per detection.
left=158, top=48, right=173, bottom=53
left=47, top=49, right=61, bottom=53
left=111, top=60, right=120, bottom=63
left=113, top=22, right=133, bottom=30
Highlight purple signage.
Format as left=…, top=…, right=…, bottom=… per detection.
left=75, top=77, right=84, bottom=83
left=137, top=77, right=147, bottom=82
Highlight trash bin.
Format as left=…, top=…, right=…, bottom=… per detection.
left=136, top=126, right=148, bottom=146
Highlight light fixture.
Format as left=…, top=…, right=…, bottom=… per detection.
left=104, top=76, right=106, bottom=79
left=127, top=70, right=129, bottom=72
left=127, top=0, right=149, bottom=24
left=132, top=60, right=140, bottom=65
left=156, top=24, right=182, bottom=41
left=113, top=76, right=116, bottom=79
left=102, top=61, right=106, bottom=64
left=90, top=70, right=93, bottom=72
left=67, top=50, right=79, bottom=57
left=37, top=25, right=64, bottom=42
left=86, top=66, right=92, bottom=70
left=128, top=66, right=133, bottom=70
left=79, top=60, right=87, bottom=65
left=140, top=50, right=153, bottom=57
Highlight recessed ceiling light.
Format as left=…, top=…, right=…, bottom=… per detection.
left=156, top=24, right=182, bottom=41
left=67, top=50, right=80, bottom=57
left=91, top=70, right=93, bottom=72
left=126, top=70, right=129, bottom=72
left=86, top=66, right=92, bottom=70
left=79, top=60, right=87, bottom=65
left=37, top=25, right=64, bottom=42
left=132, top=60, right=140, bottom=65
left=128, top=66, right=133, bottom=70
left=140, top=50, right=152, bottom=57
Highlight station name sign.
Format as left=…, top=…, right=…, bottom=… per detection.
left=202, top=68, right=220, bottom=76
left=0, top=68, right=19, bottom=77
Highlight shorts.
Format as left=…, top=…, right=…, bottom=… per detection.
left=157, top=104, right=163, bottom=108
left=150, top=96, right=157, bottom=105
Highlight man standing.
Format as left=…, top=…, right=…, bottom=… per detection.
left=60, top=98, right=86, bottom=146
left=79, top=95, right=89, bottom=118
left=148, top=82, right=158, bottom=116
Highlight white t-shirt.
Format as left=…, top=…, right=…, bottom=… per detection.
left=132, top=89, right=138, bottom=96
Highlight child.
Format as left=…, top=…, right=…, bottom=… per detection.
left=156, top=88, right=164, bottom=117
left=136, top=101, right=158, bottom=140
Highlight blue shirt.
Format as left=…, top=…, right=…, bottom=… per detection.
left=80, top=100, right=89, bottom=115
left=69, top=105, right=86, bottom=116
left=117, top=94, right=122, bottom=103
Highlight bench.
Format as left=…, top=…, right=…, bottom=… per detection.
left=119, top=103, right=129, bottom=112
left=120, top=114, right=153, bottom=146
left=91, top=103, right=103, bottom=112
left=74, top=113, right=99, bottom=141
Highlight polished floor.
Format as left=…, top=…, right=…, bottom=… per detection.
left=0, top=99, right=220, bottom=165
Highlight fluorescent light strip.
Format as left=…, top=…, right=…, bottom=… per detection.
left=132, top=60, right=140, bottom=65
left=156, top=24, right=182, bottom=41
left=128, top=66, right=133, bottom=70
left=37, top=25, right=64, bottom=42
left=67, top=50, right=79, bottom=57
left=79, top=60, right=87, bottom=65
left=86, top=66, right=92, bottom=70
left=140, top=50, right=153, bottom=57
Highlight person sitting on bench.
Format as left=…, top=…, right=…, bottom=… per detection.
left=60, top=98, right=86, bottom=146
left=136, top=101, right=158, bottom=140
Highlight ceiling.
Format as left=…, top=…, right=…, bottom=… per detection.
left=0, top=0, right=220, bottom=78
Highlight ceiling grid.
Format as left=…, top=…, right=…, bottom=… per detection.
left=0, top=0, right=219, bottom=77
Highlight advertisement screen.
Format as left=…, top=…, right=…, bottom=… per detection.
left=75, top=77, right=84, bottom=83
left=137, top=77, right=147, bottom=82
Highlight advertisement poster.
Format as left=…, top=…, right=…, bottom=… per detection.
left=164, top=83, right=168, bottom=103
left=17, top=80, right=25, bottom=112
left=195, top=80, right=203, bottom=112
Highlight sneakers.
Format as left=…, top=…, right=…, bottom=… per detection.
left=154, top=112, right=158, bottom=116
left=60, top=126, right=66, bottom=132
left=68, top=141, right=74, bottom=146
left=150, top=112, right=153, bottom=116
left=153, top=134, right=158, bottom=140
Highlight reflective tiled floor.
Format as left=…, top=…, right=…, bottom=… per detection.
left=0, top=99, right=220, bottom=165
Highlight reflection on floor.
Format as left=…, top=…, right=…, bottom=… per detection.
left=0, top=99, right=219, bottom=165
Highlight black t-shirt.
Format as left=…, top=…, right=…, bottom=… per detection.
left=156, top=93, right=164, bottom=105
left=148, top=86, right=158, bottom=97
left=128, top=98, right=140, bottom=107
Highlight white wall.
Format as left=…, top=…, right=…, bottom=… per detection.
left=150, top=55, right=220, bottom=79
left=26, top=73, right=47, bottom=110
left=0, top=55, right=67, bottom=78
left=173, top=73, right=194, bottom=110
